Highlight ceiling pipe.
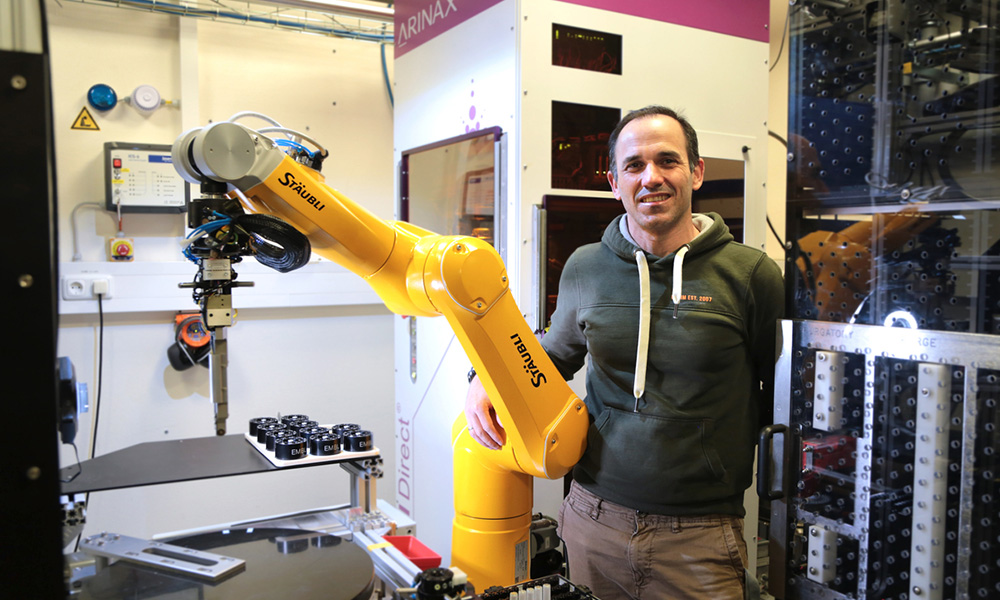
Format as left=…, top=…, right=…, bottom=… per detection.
left=266, top=0, right=393, bottom=23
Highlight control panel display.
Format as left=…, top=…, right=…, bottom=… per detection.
left=105, top=142, right=188, bottom=213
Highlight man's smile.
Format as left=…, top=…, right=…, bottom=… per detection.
left=636, top=191, right=673, bottom=203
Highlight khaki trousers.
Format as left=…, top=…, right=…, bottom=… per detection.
left=557, top=481, right=748, bottom=600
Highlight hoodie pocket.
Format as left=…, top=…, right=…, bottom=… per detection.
left=580, top=406, right=733, bottom=506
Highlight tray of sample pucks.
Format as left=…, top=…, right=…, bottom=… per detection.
left=245, top=414, right=379, bottom=467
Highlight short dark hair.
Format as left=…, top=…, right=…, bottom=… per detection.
left=608, top=105, right=700, bottom=179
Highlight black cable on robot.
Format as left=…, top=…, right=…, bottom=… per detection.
left=234, top=213, right=311, bottom=273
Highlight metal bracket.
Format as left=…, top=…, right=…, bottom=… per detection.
left=341, top=455, right=384, bottom=514
left=80, top=532, right=245, bottom=581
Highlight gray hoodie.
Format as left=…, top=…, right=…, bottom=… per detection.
left=542, top=212, right=784, bottom=516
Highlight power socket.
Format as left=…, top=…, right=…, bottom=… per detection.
left=62, top=275, right=113, bottom=300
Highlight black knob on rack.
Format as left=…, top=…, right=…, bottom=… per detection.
left=415, top=568, right=456, bottom=599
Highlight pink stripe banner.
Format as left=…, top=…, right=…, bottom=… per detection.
left=394, top=0, right=769, bottom=58
left=559, top=0, right=769, bottom=42
left=394, top=0, right=505, bottom=58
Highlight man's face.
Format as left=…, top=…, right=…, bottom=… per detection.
left=608, top=115, right=704, bottom=239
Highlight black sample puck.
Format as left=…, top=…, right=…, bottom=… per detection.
left=310, top=432, right=343, bottom=456
left=279, top=414, right=310, bottom=426
left=274, top=436, right=308, bottom=460
left=256, top=423, right=285, bottom=444
left=343, top=430, right=373, bottom=452
left=299, top=426, right=329, bottom=441
left=249, top=417, right=279, bottom=436
left=266, top=428, right=297, bottom=451
left=332, top=423, right=360, bottom=436
left=289, top=420, right=320, bottom=433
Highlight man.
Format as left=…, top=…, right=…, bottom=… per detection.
left=466, top=106, right=783, bottom=599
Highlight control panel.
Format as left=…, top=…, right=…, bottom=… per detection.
left=104, top=141, right=188, bottom=213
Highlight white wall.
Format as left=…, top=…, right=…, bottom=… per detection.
left=47, top=0, right=399, bottom=542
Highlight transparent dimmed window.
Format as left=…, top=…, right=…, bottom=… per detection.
left=401, top=128, right=501, bottom=250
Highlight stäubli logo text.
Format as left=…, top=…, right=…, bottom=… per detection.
left=278, top=172, right=326, bottom=212
left=511, top=333, right=547, bottom=388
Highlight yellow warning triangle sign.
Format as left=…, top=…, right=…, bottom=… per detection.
left=71, top=106, right=100, bottom=131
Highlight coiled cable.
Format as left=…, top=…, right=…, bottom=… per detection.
left=234, top=213, right=312, bottom=272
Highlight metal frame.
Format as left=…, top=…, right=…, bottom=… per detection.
left=1, top=1, right=65, bottom=596
left=343, top=455, right=384, bottom=515
left=532, top=203, right=547, bottom=332
left=770, top=319, right=999, bottom=599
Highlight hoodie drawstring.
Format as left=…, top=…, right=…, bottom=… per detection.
left=633, top=250, right=650, bottom=412
left=633, top=244, right=689, bottom=412
left=672, top=245, right=690, bottom=319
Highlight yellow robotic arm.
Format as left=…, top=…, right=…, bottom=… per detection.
left=172, top=121, right=588, bottom=586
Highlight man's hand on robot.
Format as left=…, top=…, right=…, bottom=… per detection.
left=464, top=376, right=507, bottom=450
